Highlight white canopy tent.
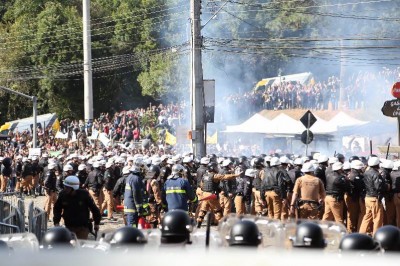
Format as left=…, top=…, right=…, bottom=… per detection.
left=225, top=114, right=271, bottom=133
left=329, top=111, right=369, bottom=128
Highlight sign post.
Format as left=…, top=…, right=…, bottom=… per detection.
left=381, top=82, right=400, bottom=156
left=300, top=110, right=317, bottom=156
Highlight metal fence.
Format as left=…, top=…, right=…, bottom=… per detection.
left=0, top=192, right=25, bottom=234
left=28, top=202, right=47, bottom=243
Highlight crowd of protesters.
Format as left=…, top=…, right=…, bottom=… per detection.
left=224, top=68, right=400, bottom=117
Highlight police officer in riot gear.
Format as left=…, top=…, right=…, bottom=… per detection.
left=315, top=155, right=329, bottom=189
left=390, top=161, right=400, bottom=227
left=345, top=160, right=366, bottom=233
left=85, top=162, right=104, bottom=209
left=53, top=176, right=101, bottom=240
left=290, top=222, right=326, bottom=249
left=381, top=160, right=395, bottom=226
left=252, top=157, right=265, bottom=216
left=226, top=220, right=262, bottom=247
left=359, top=157, right=388, bottom=235
left=219, top=159, right=236, bottom=216
left=234, top=169, right=252, bottom=215
left=322, top=162, right=347, bottom=224
left=260, top=157, right=286, bottom=220
left=77, top=164, right=88, bottom=189
left=197, top=162, right=240, bottom=228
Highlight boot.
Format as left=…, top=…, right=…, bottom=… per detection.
left=31, top=189, right=36, bottom=198
left=197, top=221, right=202, bottom=228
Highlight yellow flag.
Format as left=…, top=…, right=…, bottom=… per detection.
left=165, top=130, right=177, bottom=145
left=207, top=131, right=218, bottom=144
left=52, top=118, right=60, bottom=132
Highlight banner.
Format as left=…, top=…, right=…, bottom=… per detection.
left=98, top=133, right=111, bottom=147
left=165, top=130, right=177, bottom=145
left=49, top=150, right=63, bottom=157
left=52, top=119, right=60, bottom=132
left=89, top=129, right=99, bottom=140
left=55, top=131, right=68, bottom=139
left=29, top=148, right=41, bottom=157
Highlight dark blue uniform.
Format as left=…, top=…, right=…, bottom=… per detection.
left=163, top=175, right=197, bottom=211
left=124, top=170, right=145, bottom=227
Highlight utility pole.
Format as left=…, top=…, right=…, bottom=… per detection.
left=0, top=86, right=38, bottom=148
left=190, top=0, right=206, bottom=157
left=83, top=0, right=93, bottom=124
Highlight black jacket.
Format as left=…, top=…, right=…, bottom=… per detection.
left=53, top=189, right=101, bottom=227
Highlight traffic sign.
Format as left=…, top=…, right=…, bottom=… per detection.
left=300, top=110, right=317, bottom=129
left=391, top=82, right=400, bottom=98
left=301, top=130, right=314, bottom=145
left=381, top=99, right=400, bottom=117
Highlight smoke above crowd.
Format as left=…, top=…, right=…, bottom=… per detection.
left=160, top=0, right=400, bottom=155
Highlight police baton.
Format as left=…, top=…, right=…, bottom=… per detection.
left=199, top=194, right=217, bottom=201
left=205, top=212, right=212, bottom=248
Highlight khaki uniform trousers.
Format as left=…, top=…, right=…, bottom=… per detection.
left=358, top=197, right=368, bottom=232
left=197, top=192, right=223, bottom=223
left=21, top=175, right=33, bottom=191
left=101, top=189, right=114, bottom=219
left=219, top=192, right=232, bottom=217
left=265, top=190, right=282, bottom=220
left=253, top=189, right=264, bottom=215
left=281, top=192, right=292, bottom=220
left=384, top=196, right=396, bottom=226
left=0, top=175, right=9, bottom=192
left=195, top=187, right=205, bottom=219
left=44, top=190, right=57, bottom=219
left=298, top=202, right=319, bottom=220
left=32, top=174, right=39, bottom=189
left=344, top=194, right=360, bottom=233
left=234, top=195, right=245, bottom=215
left=322, top=195, right=344, bottom=224
left=393, top=193, right=400, bottom=227
left=359, top=196, right=384, bottom=235
left=67, top=226, right=89, bottom=240
left=89, top=189, right=102, bottom=210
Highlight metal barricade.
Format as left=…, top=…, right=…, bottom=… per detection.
left=28, top=202, right=47, bottom=243
left=0, top=192, right=25, bottom=234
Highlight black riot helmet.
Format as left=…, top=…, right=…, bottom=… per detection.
left=207, top=162, right=219, bottom=173
left=238, top=156, right=247, bottom=164
left=146, top=165, right=160, bottom=179
left=339, top=233, right=380, bottom=251
left=42, top=227, right=73, bottom=249
left=254, top=157, right=264, bottom=168
left=161, top=210, right=193, bottom=244
left=226, top=220, right=262, bottom=247
left=349, top=156, right=360, bottom=163
left=291, top=222, right=326, bottom=248
left=374, top=225, right=400, bottom=252
left=207, top=154, right=217, bottom=163
left=335, top=153, right=345, bottom=163
left=111, top=227, right=147, bottom=247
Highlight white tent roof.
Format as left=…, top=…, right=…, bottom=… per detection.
left=329, top=111, right=369, bottom=128
left=225, top=114, right=271, bottom=133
